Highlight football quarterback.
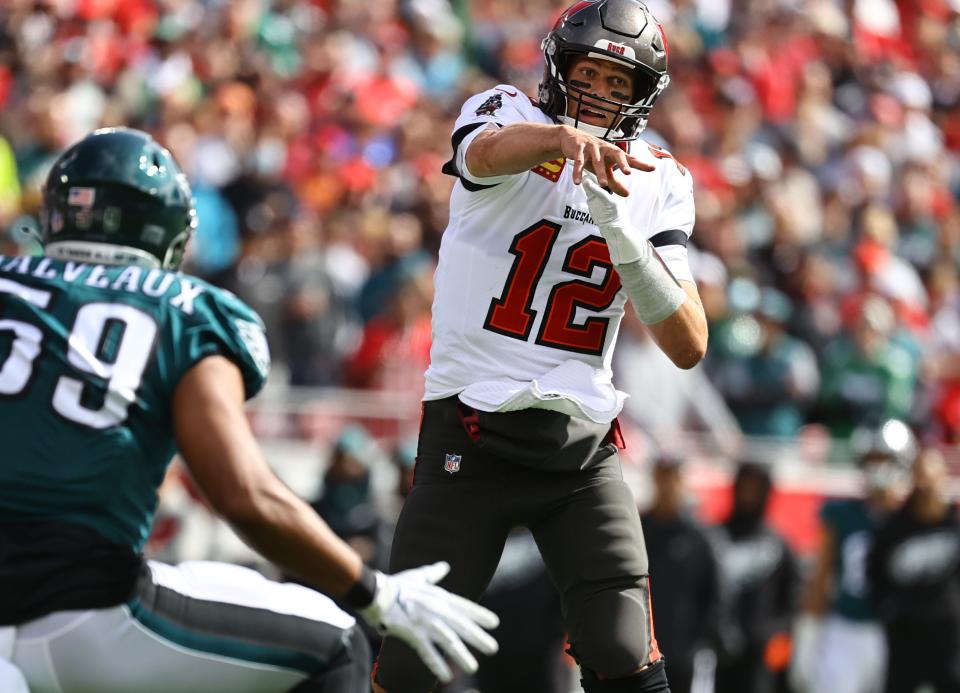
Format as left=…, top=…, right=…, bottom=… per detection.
left=374, top=1, right=708, bottom=692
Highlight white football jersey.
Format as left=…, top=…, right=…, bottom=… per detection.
left=424, top=85, right=695, bottom=422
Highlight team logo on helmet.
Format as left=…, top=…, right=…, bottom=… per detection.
left=444, top=453, right=462, bottom=474
left=474, top=94, right=503, bottom=117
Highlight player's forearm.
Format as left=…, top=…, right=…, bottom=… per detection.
left=802, top=531, right=836, bottom=615
left=466, top=122, right=567, bottom=177
left=173, top=357, right=365, bottom=599
left=803, top=576, right=831, bottom=615
left=225, top=479, right=364, bottom=599
left=645, top=282, right=708, bottom=369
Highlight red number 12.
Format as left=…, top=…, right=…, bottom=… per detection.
left=483, top=220, right=622, bottom=356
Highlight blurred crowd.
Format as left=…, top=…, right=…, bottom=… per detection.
left=1, top=0, right=960, bottom=451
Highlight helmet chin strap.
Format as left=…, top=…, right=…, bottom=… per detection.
left=557, top=83, right=648, bottom=141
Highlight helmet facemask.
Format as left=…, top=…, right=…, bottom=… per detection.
left=545, top=43, right=669, bottom=140
left=538, top=0, right=670, bottom=142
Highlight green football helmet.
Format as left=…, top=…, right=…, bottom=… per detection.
left=40, top=127, right=197, bottom=270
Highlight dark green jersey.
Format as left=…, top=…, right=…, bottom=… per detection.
left=0, top=255, right=269, bottom=552
left=821, top=498, right=878, bottom=621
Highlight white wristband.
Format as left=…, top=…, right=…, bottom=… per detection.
left=616, top=249, right=687, bottom=324
left=579, top=173, right=686, bottom=324
left=603, top=219, right=651, bottom=267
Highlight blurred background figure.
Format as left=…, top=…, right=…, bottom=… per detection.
left=615, top=305, right=742, bottom=459
left=713, top=462, right=799, bottom=693
left=708, top=282, right=820, bottom=439
left=641, top=452, right=721, bottom=693
left=308, top=424, right=392, bottom=667
left=814, top=295, right=919, bottom=440
left=794, top=420, right=916, bottom=693
left=869, top=447, right=960, bottom=693
left=311, top=425, right=385, bottom=568
left=378, top=434, right=419, bottom=563
left=343, top=258, right=433, bottom=397
left=392, top=435, right=419, bottom=503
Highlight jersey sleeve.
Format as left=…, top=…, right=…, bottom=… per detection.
left=645, top=144, right=696, bottom=284
left=170, top=285, right=271, bottom=401
left=441, top=85, right=533, bottom=187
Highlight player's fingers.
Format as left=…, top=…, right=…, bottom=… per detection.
left=432, top=604, right=500, bottom=655
left=412, top=561, right=450, bottom=585
left=586, top=141, right=607, bottom=187
left=428, top=617, right=480, bottom=675
left=611, top=152, right=631, bottom=175
left=411, top=583, right=501, bottom=635
left=571, top=142, right=586, bottom=184
left=627, top=153, right=655, bottom=172
left=435, top=592, right=501, bottom=632
left=603, top=156, right=631, bottom=197
left=411, top=635, right=453, bottom=684
left=607, top=174, right=630, bottom=197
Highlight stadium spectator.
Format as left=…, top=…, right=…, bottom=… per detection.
left=708, top=283, right=820, bottom=438
left=615, top=266, right=742, bottom=456
left=343, top=257, right=433, bottom=396
left=815, top=295, right=919, bottom=439
left=925, top=258, right=960, bottom=443
left=392, top=434, right=420, bottom=501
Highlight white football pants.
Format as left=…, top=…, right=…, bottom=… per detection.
left=812, top=615, right=887, bottom=693
left=8, top=560, right=359, bottom=693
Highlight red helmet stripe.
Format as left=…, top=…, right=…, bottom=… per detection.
left=655, top=21, right=669, bottom=58
left=554, top=0, right=595, bottom=29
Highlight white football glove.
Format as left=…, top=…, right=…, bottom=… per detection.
left=580, top=171, right=686, bottom=324
left=358, top=561, right=499, bottom=683
left=581, top=171, right=651, bottom=266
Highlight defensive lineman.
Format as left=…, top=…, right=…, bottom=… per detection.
left=0, top=127, right=498, bottom=692
left=374, top=1, right=708, bottom=692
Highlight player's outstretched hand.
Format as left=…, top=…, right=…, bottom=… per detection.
left=558, top=124, right=652, bottom=196
left=358, top=561, right=499, bottom=683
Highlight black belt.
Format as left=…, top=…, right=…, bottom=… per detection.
left=0, top=521, right=142, bottom=624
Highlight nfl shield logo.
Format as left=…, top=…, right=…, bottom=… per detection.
left=444, top=453, right=462, bottom=474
